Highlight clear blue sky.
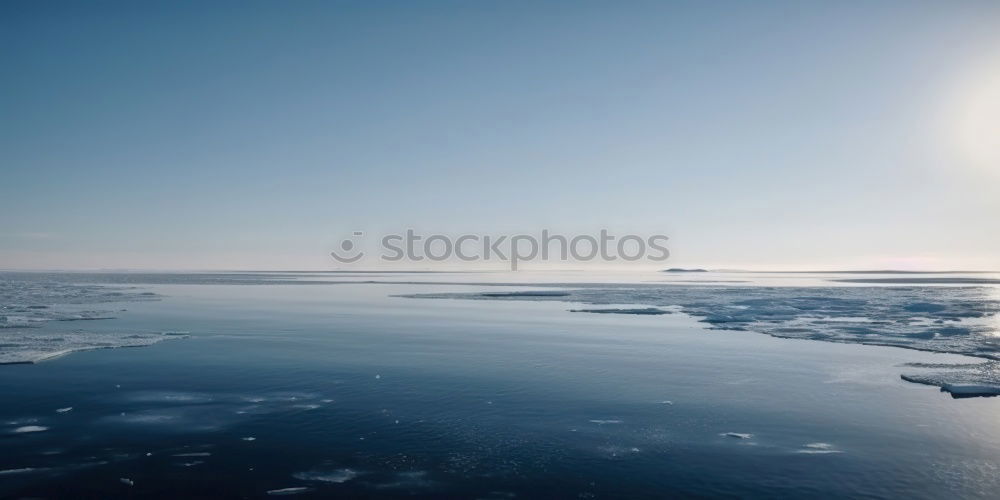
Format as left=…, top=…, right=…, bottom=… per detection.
left=2, top=1, right=999, bottom=270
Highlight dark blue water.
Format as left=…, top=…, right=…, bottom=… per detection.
left=2, top=280, right=999, bottom=498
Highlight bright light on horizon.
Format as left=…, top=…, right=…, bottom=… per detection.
left=947, top=53, right=1000, bottom=172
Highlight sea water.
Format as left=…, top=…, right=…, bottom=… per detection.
left=0, top=271, right=998, bottom=498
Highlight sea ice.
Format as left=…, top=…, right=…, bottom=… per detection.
left=12, top=425, right=48, bottom=433
left=480, top=291, right=571, bottom=297
left=0, top=467, right=49, bottom=475
left=0, top=277, right=175, bottom=364
left=796, top=442, right=843, bottom=454
left=267, top=487, right=312, bottom=495
left=293, top=468, right=360, bottom=483
left=900, top=361, right=1000, bottom=398
left=569, top=307, right=671, bottom=315
left=404, top=284, right=1000, bottom=396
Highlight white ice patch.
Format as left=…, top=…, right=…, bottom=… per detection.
left=0, top=331, right=186, bottom=364
left=796, top=442, right=843, bottom=454
left=900, top=361, right=1000, bottom=398
left=406, top=285, right=1000, bottom=396
left=267, top=487, right=312, bottom=495
left=0, top=467, right=50, bottom=475
left=721, top=432, right=753, bottom=439
left=293, top=468, right=360, bottom=483
left=12, top=425, right=48, bottom=433
left=0, top=277, right=172, bottom=364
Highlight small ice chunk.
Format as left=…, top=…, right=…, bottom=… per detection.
left=293, top=468, right=360, bottom=483
left=242, top=437, right=256, bottom=441
left=120, top=478, right=134, bottom=486
left=267, top=487, right=311, bottom=496
left=797, top=442, right=843, bottom=454
left=56, top=407, right=73, bottom=413
left=804, top=442, right=833, bottom=449
left=13, top=425, right=48, bottom=433
left=941, top=384, right=1000, bottom=398
left=588, top=419, right=623, bottom=425
left=721, top=432, right=753, bottom=439
left=0, top=467, right=47, bottom=475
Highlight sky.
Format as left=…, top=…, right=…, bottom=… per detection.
left=2, top=0, right=999, bottom=271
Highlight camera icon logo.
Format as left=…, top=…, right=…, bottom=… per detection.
left=330, top=231, right=365, bottom=263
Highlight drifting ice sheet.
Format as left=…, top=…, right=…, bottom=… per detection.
left=1, top=278, right=177, bottom=364
left=403, top=285, right=1000, bottom=396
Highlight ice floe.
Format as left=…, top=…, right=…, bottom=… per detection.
left=796, top=442, right=843, bottom=454
left=0, top=276, right=176, bottom=364
left=293, top=467, right=360, bottom=483
left=267, top=487, right=312, bottom=495
left=721, top=432, right=753, bottom=439
left=479, top=291, right=571, bottom=297
left=404, top=285, right=1000, bottom=395
left=12, top=425, right=48, bottom=433
left=0, top=330, right=185, bottom=364
left=569, top=307, right=671, bottom=315
left=900, top=361, right=1000, bottom=398
left=0, top=467, right=50, bottom=475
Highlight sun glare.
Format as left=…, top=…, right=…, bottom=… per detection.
left=947, top=58, right=1000, bottom=171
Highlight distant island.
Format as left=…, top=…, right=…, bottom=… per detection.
left=662, top=268, right=709, bottom=273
